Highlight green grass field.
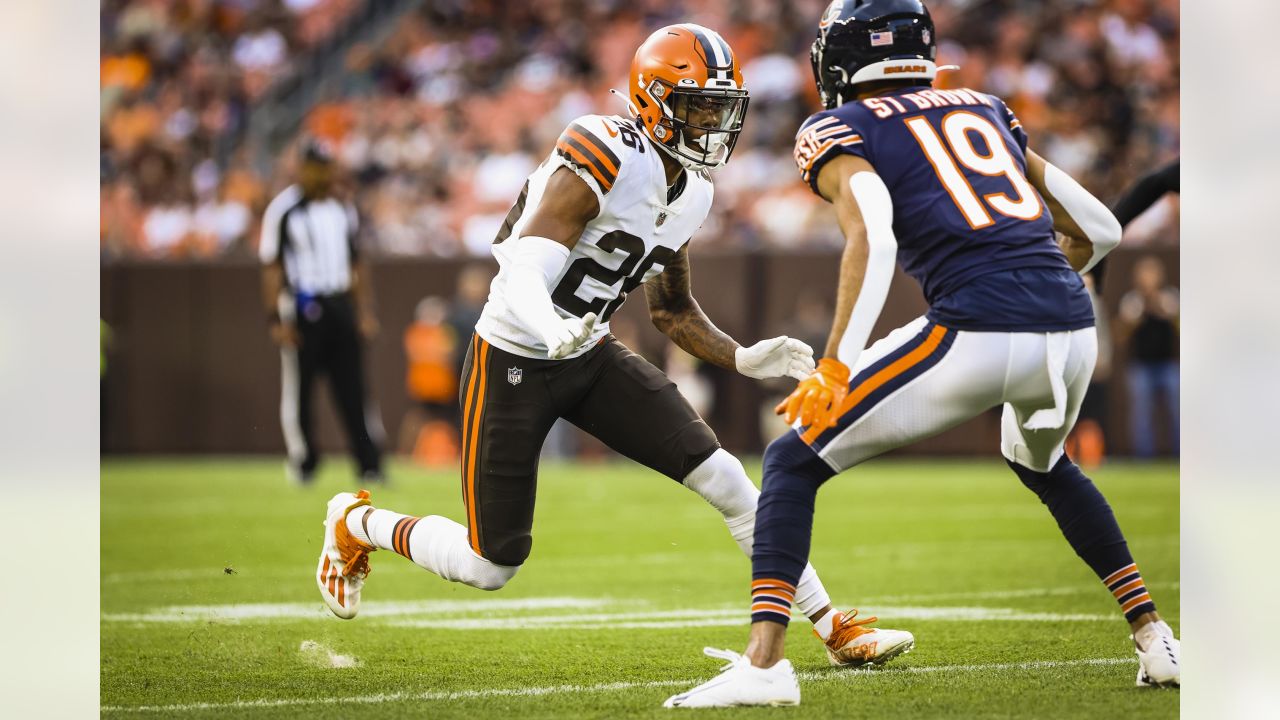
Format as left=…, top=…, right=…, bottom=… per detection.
left=101, top=457, right=1178, bottom=718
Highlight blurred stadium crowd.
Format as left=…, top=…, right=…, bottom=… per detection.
left=100, top=0, right=1179, bottom=260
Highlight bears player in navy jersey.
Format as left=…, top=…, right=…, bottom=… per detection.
left=667, top=0, right=1178, bottom=707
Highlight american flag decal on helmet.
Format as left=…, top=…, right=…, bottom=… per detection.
left=870, top=31, right=894, bottom=47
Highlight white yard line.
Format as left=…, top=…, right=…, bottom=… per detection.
left=390, top=605, right=1114, bottom=630
left=102, top=597, right=607, bottom=623
left=103, top=599, right=1114, bottom=626
left=101, top=657, right=1133, bottom=714
left=867, top=580, right=1181, bottom=603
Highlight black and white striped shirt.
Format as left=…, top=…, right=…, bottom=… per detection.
left=259, top=185, right=359, bottom=295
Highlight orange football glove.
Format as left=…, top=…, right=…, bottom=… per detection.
left=774, top=358, right=851, bottom=430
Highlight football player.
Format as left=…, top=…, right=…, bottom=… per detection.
left=667, top=1, right=1179, bottom=707
left=313, top=23, right=913, bottom=667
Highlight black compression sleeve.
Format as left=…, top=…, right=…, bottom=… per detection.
left=1112, top=159, right=1180, bottom=228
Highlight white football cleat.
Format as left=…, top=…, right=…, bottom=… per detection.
left=821, top=609, right=915, bottom=667
left=663, top=648, right=800, bottom=708
left=1133, top=620, right=1180, bottom=687
left=316, top=490, right=375, bottom=619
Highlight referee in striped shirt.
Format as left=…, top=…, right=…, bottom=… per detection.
left=260, top=141, right=384, bottom=484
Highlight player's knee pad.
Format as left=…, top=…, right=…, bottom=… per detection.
left=683, top=448, right=759, bottom=518
left=483, top=533, right=532, bottom=569
left=762, top=431, right=834, bottom=494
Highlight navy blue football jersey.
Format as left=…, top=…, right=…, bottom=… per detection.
left=794, top=85, right=1093, bottom=332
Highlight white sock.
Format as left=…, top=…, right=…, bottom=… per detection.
left=345, top=506, right=518, bottom=591
left=793, top=564, right=833, bottom=621
left=812, top=607, right=839, bottom=640
left=345, top=506, right=373, bottom=546
left=684, top=449, right=834, bottom=625
left=345, top=506, right=409, bottom=552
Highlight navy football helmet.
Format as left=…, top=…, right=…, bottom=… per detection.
left=810, top=0, right=938, bottom=109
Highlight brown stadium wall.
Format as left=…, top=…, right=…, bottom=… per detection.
left=100, top=247, right=1178, bottom=457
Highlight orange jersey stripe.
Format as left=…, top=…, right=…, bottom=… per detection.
left=555, top=139, right=613, bottom=192
left=563, top=128, right=620, bottom=177
left=802, top=324, right=949, bottom=444
left=802, top=135, right=862, bottom=172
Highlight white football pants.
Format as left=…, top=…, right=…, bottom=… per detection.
left=803, top=315, right=1097, bottom=474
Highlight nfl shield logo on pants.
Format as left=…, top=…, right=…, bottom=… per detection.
left=507, top=367, right=523, bottom=386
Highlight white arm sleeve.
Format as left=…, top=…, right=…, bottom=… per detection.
left=505, top=235, right=572, bottom=341
left=1044, top=162, right=1122, bottom=274
left=835, top=172, right=898, bottom=369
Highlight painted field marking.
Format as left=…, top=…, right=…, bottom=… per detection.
left=390, top=605, right=1115, bottom=631
left=101, top=596, right=607, bottom=623
left=103, top=598, right=1114, bottom=626
left=101, top=657, right=1133, bottom=714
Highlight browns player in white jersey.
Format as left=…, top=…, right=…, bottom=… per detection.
left=311, top=23, right=912, bottom=666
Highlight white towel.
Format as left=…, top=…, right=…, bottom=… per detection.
left=1022, top=332, right=1071, bottom=431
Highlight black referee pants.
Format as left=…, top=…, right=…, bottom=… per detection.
left=281, top=292, right=382, bottom=478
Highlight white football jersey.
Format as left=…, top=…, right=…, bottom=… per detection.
left=476, top=114, right=714, bottom=360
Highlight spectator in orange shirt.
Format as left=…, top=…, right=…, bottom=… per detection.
left=401, top=296, right=460, bottom=464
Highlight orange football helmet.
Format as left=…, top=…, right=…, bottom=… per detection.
left=626, top=24, right=749, bottom=169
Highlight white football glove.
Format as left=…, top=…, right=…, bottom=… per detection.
left=544, top=312, right=598, bottom=360
left=734, top=336, right=816, bottom=381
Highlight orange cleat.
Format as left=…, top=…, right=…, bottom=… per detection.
left=316, top=490, right=375, bottom=619
left=820, top=609, right=915, bottom=667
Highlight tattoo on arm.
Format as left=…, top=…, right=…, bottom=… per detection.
left=644, top=246, right=740, bottom=370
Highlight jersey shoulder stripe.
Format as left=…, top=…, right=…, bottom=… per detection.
left=794, top=112, right=865, bottom=188
left=556, top=121, right=622, bottom=193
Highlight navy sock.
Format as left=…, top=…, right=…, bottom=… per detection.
left=1008, top=455, right=1157, bottom=621
left=751, top=431, right=835, bottom=626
